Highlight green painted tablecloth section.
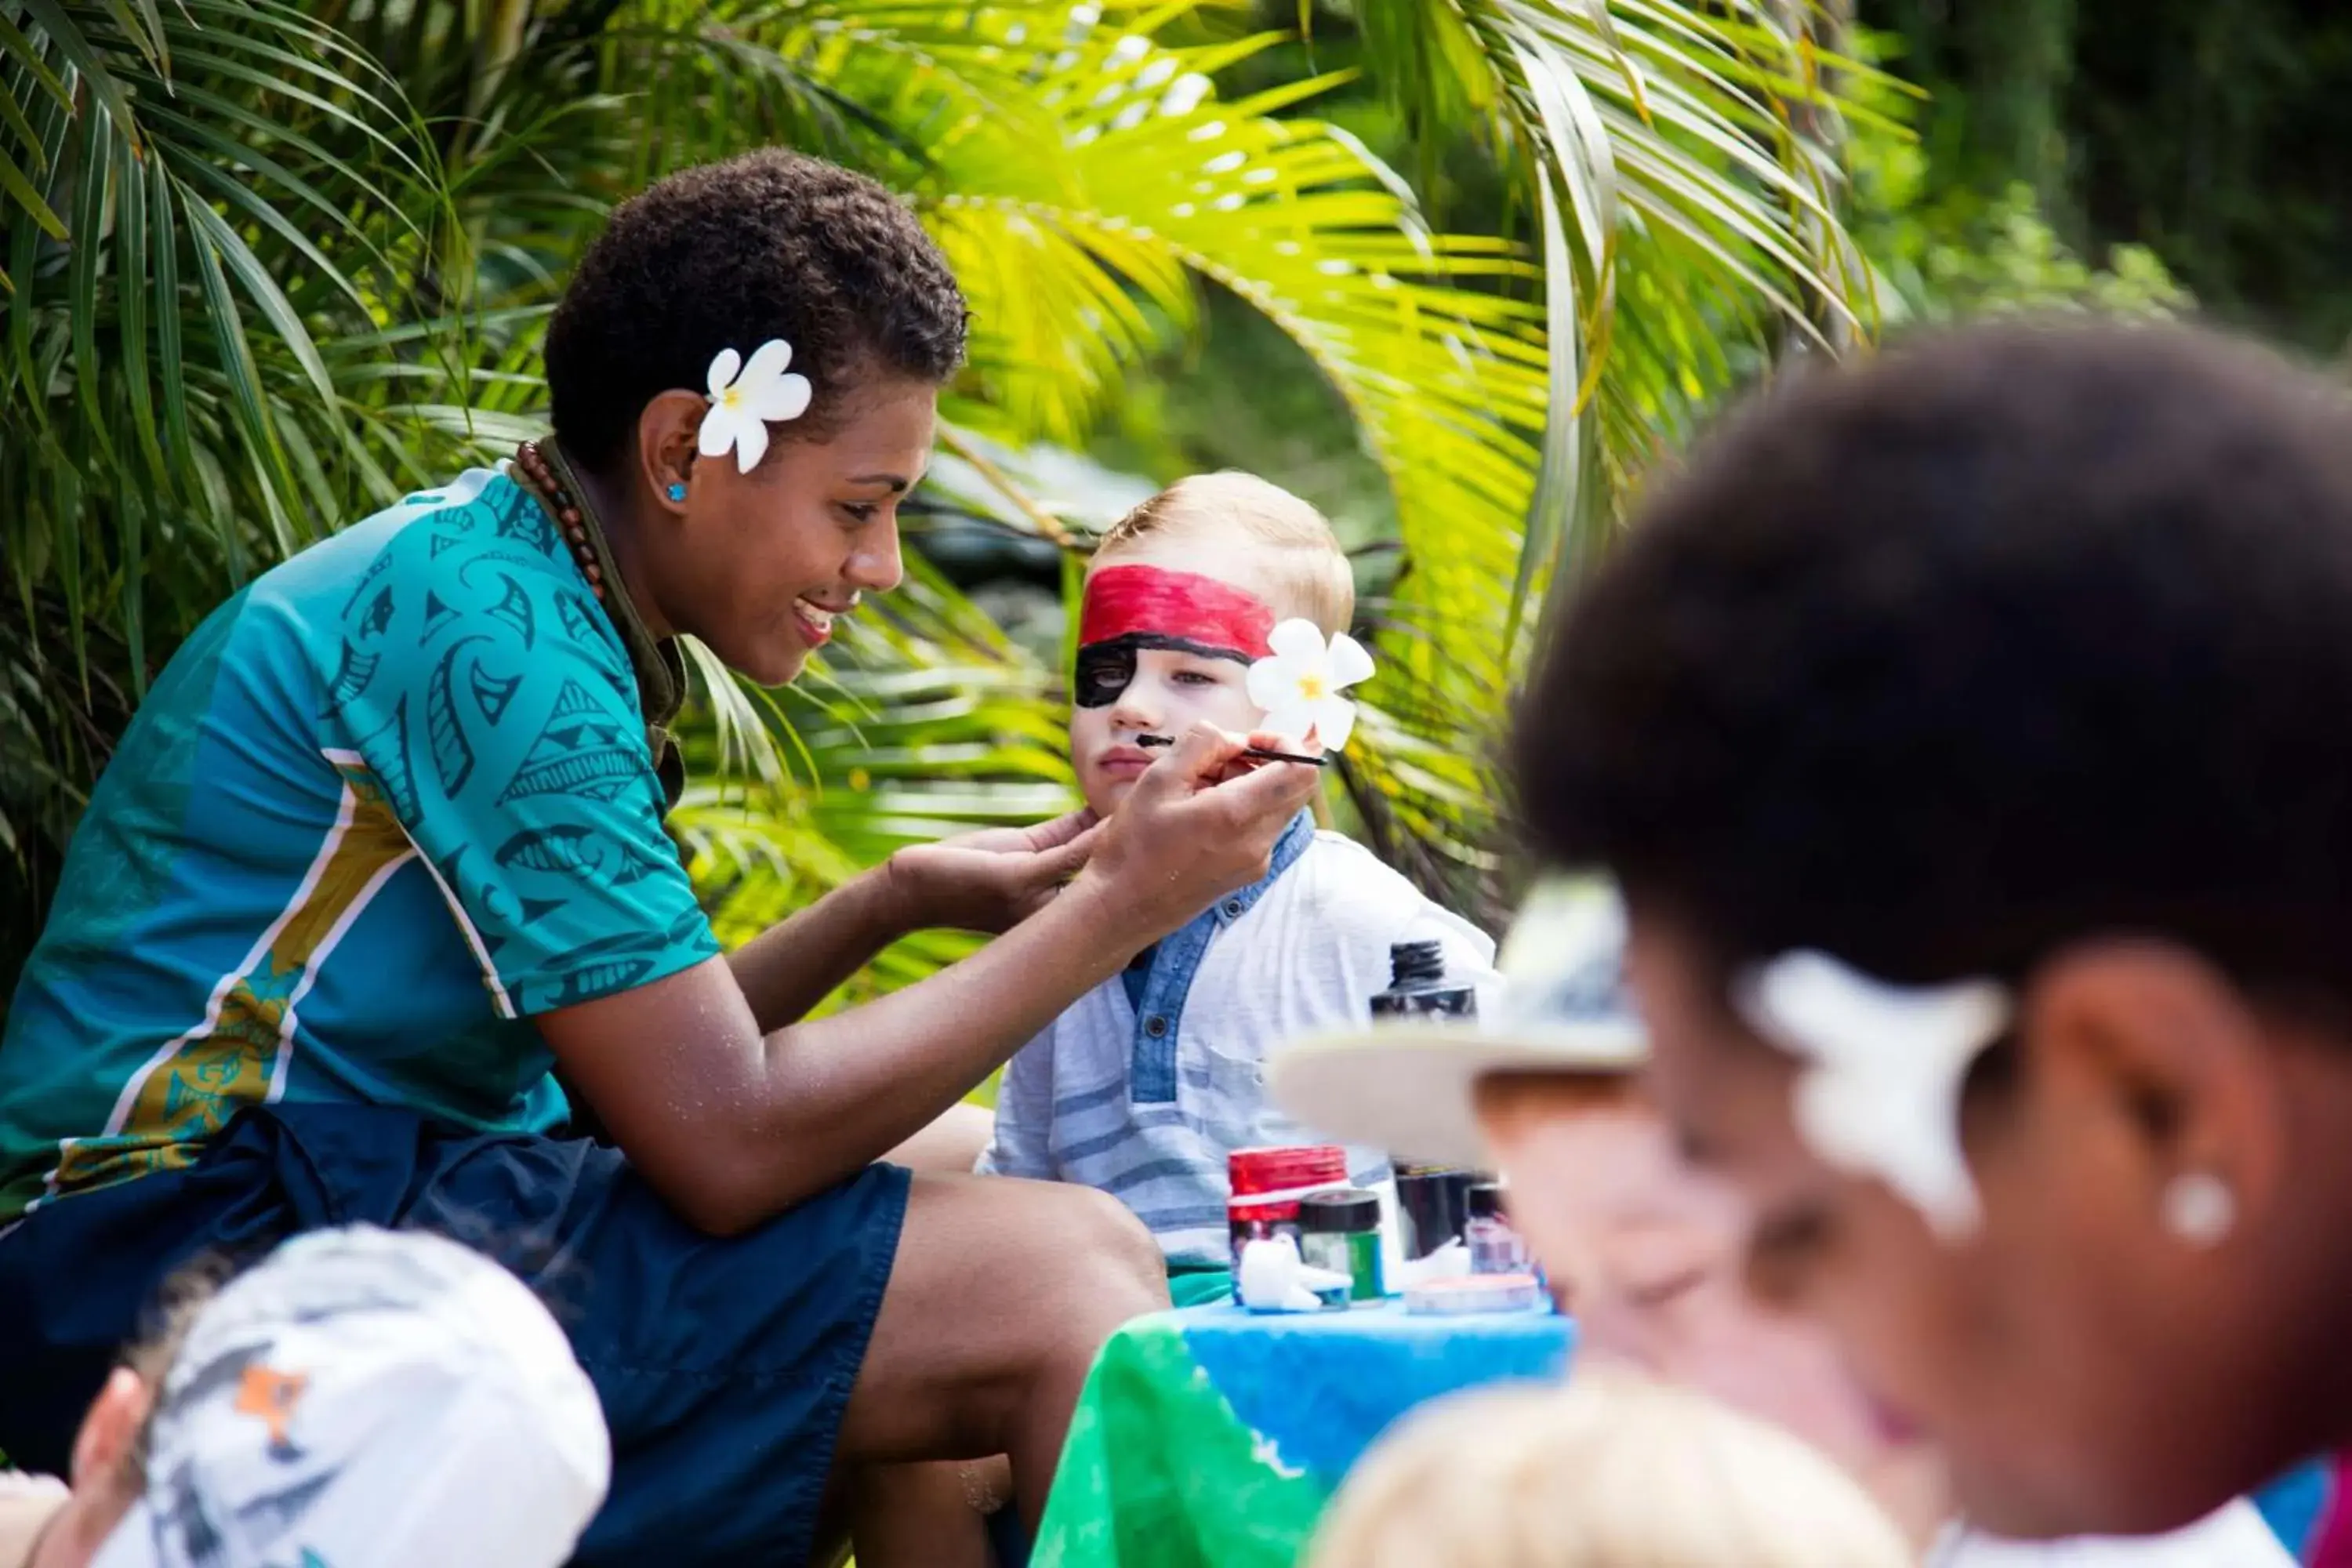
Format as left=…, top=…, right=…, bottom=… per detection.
left=1033, top=1315, right=1327, bottom=1568
left=1032, top=1302, right=1573, bottom=1568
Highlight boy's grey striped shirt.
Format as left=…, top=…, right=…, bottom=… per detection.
left=977, top=830, right=1499, bottom=1268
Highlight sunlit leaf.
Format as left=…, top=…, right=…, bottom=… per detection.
left=2, top=0, right=1870, bottom=993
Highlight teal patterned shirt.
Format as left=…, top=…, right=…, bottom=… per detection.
left=0, top=466, right=720, bottom=1222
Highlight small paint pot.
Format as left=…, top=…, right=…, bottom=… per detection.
left=1403, top=1272, right=1545, bottom=1316
left=1298, top=1189, right=1385, bottom=1305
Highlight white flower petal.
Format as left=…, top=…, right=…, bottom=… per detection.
left=1738, top=952, right=2010, bottom=1240
left=1267, top=618, right=1325, bottom=662
left=1260, top=702, right=1319, bottom=748
left=1797, top=1065, right=1980, bottom=1236
left=750, top=371, right=811, bottom=423
left=1325, top=630, right=1374, bottom=690
left=1748, top=953, right=2008, bottom=1069
left=697, top=405, right=746, bottom=459
left=706, top=346, right=742, bottom=398
left=1311, top=696, right=1357, bottom=753
left=739, top=338, right=795, bottom=391
left=732, top=415, right=771, bottom=474
left=1245, top=657, right=1299, bottom=713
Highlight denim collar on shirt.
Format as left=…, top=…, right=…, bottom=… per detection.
left=1123, top=810, right=1316, bottom=1103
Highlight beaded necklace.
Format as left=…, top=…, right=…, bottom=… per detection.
left=514, top=437, right=609, bottom=600
left=508, top=438, right=688, bottom=808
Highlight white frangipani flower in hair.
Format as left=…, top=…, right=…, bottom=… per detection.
left=1246, top=618, right=1374, bottom=753
left=697, top=339, right=812, bottom=474
left=1734, top=951, right=2012, bottom=1240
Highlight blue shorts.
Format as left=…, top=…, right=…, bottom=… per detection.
left=0, top=1102, right=909, bottom=1566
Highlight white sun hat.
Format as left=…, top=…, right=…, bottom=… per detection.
left=89, top=1224, right=610, bottom=1568
left=1268, top=875, right=1646, bottom=1168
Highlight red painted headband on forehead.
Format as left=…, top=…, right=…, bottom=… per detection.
left=1078, top=564, right=1276, bottom=659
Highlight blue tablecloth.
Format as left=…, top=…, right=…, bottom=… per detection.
left=1033, top=1301, right=1573, bottom=1568
left=1027, top=1300, right=2333, bottom=1566
left=1175, top=1301, right=1573, bottom=1480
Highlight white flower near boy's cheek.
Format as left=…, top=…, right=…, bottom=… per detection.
left=697, top=339, right=813, bottom=475
left=1245, top=619, right=1374, bottom=753
left=1735, top=951, right=2013, bottom=1240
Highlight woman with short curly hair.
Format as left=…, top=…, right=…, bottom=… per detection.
left=0, top=149, right=1319, bottom=1565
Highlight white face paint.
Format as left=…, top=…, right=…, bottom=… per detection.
left=1733, top=952, right=2013, bottom=1240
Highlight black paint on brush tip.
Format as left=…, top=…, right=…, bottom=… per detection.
left=1135, top=733, right=1328, bottom=768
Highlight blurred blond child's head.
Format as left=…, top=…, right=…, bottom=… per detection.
left=1305, top=1368, right=1914, bottom=1568
left=1071, top=473, right=1352, bottom=816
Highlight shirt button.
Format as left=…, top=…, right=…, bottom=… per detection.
left=1221, top=899, right=1243, bottom=919
left=1145, top=1015, right=1170, bottom=1038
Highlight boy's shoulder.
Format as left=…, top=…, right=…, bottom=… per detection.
left=1292, top=829, right=1415, bottom=897
left=1283, top=832, right=1495, bottom=958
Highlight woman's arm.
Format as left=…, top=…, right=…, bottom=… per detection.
left=725, top=809, right=1098, bottom=1031
left=722, top=873, right=904, bottom=1033
left=538, top=725, right=1319, bottom=1235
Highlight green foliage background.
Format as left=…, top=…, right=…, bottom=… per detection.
left=0, top=0, right=1878, bottom=997
left=3, top=0, right=2336, bottom=1006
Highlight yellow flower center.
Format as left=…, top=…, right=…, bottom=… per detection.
left=720, top=387, right=743, bottom=409
left=1298, top=673, right=1327, bottom=701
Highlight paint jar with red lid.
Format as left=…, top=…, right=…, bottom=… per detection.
left=1227, top=1145, right=1351, bottom=1300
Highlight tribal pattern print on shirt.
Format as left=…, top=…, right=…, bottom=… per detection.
left=0, top=467, right=720, bottom=1222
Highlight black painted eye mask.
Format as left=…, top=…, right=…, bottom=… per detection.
left=1073, top=635, right=1252, bottom=708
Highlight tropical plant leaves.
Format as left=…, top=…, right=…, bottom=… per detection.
left=1, top=0, right=1871, bottom=984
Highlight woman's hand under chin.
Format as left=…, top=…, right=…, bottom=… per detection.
left=1071, top=722, right=1323, bottom=947
left=880, top=808, right=1102, bottom=935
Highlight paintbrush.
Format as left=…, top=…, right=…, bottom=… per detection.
left=1136, top=733, right=1328, bottom=768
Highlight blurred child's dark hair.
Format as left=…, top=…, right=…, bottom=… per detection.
left=1513, top=321, right=2352, bottom=1011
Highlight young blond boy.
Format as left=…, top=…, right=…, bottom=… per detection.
left=977, top=473, right=1497, bottom=1303
left=1307, top=1370, right=1914, bottom=1568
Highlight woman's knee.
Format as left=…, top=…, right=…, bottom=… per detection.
left=884, top=1175, right=1166, bottom=1344
left=1033, top=1183, right=1168, bottom=1316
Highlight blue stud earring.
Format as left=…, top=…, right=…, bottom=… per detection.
left=666, top=481, right=688, bottom=503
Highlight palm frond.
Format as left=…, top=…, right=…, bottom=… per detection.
left=1359, top=0, right=1881, bottom=583
left=884, top=9, right=1559, bottom=902
left=1, top=0, right=1879, bottom=984
left=1327, top=0, right=1878, bottom=907
left=2, top=0, right=483, bottom=967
